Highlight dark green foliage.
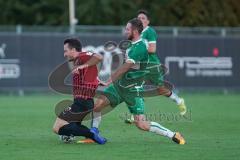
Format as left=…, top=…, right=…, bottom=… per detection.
left=0, top=0, right=239, bottom=26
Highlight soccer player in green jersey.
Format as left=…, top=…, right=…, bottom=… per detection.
left=82, top=18, right=185, bottom=145
left=125, top=10, right=187, bottom=123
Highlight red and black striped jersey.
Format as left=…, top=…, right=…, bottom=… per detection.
left=72, top=52, right=99, bottom=99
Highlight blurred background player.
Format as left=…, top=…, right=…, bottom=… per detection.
left=83, top=18, right=185, bottom=145
left=125, top=10, right=187, bottom=123
left=52, top=38, right=107, bottom=144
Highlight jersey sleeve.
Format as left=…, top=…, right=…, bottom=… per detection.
left=127, top=44, right=147, bottom=64
left=78, top=52, right=92, bottom=64
left=147, top=28, right=157, bottom=44
left=78, top=52, right=99, bottom=84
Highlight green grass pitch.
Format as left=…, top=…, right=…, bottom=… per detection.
left=0, top=93, right=240, bottom=160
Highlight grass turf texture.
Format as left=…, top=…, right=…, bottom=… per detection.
left=0, top=93, right=240, bottom=160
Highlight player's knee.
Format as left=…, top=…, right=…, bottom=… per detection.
left=52, top=122, right=62, bottom=134
left=52, top=126, right=59, bottom=134
left=53, top=118, right=69, bottom=134
left=94, top=106, right=102, bottom=112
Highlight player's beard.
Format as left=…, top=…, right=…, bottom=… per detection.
left=67, top=56, right=75, bottom=62
left=127, top=31, right=134, bottom=40
left=68, top=58, right=74, bottom=62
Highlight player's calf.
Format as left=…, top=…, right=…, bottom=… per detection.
left=157, top=86, right=171, bottom=96
left=93, top=95, right=110, bottom=112
left=134, top=115, right=150, bottom=131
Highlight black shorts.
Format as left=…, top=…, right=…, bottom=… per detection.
left=58, top=98, right=94, bottom=123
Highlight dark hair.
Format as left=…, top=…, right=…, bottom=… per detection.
left=128, top=18, right=143, bottom=34
left=137, top=9, right=149, bottom=20
left=64, top=38, right=82, bottom=52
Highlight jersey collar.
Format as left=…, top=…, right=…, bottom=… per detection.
left=132, top=38, right=142, bottom=44
left=142, top=26, right=149, bottom=33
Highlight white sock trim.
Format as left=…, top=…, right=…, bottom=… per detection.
left=92, top=111, right=101, bottom=128
left=149, top=122, right=174, bottom=138
left=169, top=92, right=182, bottom=105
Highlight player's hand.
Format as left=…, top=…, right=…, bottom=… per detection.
left=99, top=79, right=112, bottom=86
left=72, top=67, right=79, bottom=74
left=98, top=81, right=108, bottom=86
left=77, top=64, right=88, bottom=70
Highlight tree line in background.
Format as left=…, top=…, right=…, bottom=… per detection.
left=0, top=0, right=239, bottom=26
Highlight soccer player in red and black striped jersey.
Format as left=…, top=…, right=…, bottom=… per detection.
left=52, top=38, right=107, bottom=144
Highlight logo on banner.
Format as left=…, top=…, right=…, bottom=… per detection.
left=0, top=43, right=21, bottom=79
left=165, top=56, right=233, bottom=77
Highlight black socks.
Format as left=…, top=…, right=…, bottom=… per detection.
left=58, top=122, right=94, bottom=138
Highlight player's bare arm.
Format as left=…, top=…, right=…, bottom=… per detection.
left=148, top=42, right=156, bottom=53
left=105, top=60, right=134, bottom=85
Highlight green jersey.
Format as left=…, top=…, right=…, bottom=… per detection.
left=117, top=38, right=148, bottom=89
left=141, top=26, right=160, bottom=64
left=103, top=38, right=148, bottom=111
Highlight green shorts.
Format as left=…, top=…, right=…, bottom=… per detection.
left=147, top=73, right=164, bottom=86
left=103, top=84, right=145, bottom=115
left=146, top=63, right=165, bottom=86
